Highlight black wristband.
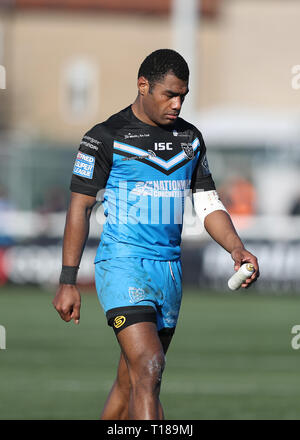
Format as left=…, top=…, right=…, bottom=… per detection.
left=59, top=265, right=79, bottom=285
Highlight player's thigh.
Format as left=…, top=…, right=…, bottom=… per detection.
left=116, top=327, right=174, bottom=387
left=117, top=321, right=165, bottom=381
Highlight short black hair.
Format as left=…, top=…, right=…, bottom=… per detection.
left=138, top=49, right=189, bottom=90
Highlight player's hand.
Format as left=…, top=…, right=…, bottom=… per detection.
left=231, top=248, right=259, bottom=288
left=52, top=284, right=81, bottom=324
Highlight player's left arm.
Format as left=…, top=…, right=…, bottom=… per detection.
left=203, top=209, right=259, bottom=288
left=191, top=129, right=259, bottom=288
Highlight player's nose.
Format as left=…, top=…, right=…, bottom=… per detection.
left=171, top=96, right=182, bottom=112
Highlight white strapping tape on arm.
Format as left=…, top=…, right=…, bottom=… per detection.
left=193, top=190, right=228, bottom=224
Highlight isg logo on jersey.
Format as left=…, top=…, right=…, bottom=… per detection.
left=291, top=325, right=300, bottom=349
left=154, top=142, right=173, bottom=151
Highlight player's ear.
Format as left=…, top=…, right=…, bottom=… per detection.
left=137, top=76, right=149, bottom=96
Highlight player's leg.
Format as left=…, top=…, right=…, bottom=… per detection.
left=155, top=328, right=175, bottom=419
left=100, top=327, right=174, bottom=420
left=96, top=258, right=181, bottom=419
left=100, top=351, right=130, bottom=420
left=116, top=321, right=166, bottom=420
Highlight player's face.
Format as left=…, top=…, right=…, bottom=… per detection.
left=140, top=73, right=189, bottom=126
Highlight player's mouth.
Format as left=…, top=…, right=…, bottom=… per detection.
left=165, top=113, right=179, bottom=120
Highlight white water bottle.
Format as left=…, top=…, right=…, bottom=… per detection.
left=228, top=263, right=254, bottom=290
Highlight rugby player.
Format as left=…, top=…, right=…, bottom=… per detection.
left=52, top=49, right=259, bottom=420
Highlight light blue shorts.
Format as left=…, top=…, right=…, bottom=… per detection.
left=95, top=257, right=182, bottom=332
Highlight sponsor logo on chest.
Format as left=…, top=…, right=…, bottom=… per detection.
left=154, top=142, right=173, bottom=151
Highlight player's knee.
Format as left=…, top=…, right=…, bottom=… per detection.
left=129, top=351, right=165, bottom=390
left=147, top=352, right=165, bottom=385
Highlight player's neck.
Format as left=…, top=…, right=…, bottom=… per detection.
left=131, top=98, right=158, bottom=127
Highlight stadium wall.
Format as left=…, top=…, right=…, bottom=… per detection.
left=1, top=237, right=299, bottom=292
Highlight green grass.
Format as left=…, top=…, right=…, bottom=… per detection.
left=0, top=286, right=300, bottom=419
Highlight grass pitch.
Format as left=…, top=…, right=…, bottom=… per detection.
left=0, top=286, right=300, bottom=420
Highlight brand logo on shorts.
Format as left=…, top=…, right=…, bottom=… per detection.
left=114, top=316, right=126, bottom=329
left=128, top=287, right=146, bottom=303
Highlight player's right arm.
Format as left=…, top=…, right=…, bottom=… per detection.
left=52, top=192, right=97, bottom=324
left=52, top=124, right=112, bottom=324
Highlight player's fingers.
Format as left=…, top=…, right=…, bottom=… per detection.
left=243, top=277, right=257, bottom=288
left=233, top=258, right=242, bottom=271
left=59, top=311, right=72, bottom=322
left=71, top=303, right=81, bottom=325
left=247, top=264, right=259, bottom=281
left=241, top=279, right=251, bottom=287
left=71, top=314, right=80, bottom=323
left=54, top=305, right=72, bottom=322
left=231, top=250, right=243, bottom=271
left=241, top=256, right=259, bottom=281
left=243, top=255, right=259, bottom=272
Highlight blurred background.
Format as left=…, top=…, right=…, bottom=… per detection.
left=0, top=0, right=300, bottom=420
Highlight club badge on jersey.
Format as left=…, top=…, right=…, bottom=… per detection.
left=181, top=143, right=194, bottom=160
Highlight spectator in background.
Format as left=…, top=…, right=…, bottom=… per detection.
left=0, top=184, right=15, bottom=246
left=39, top=186, right=68, bottom=214
left=0, top=184, right=14, bottom=212
left=37, top=186, right=68, bottom=237
left=218, top=177, right=256, bottom=229
left=290, top=196, right=300, bottom=215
